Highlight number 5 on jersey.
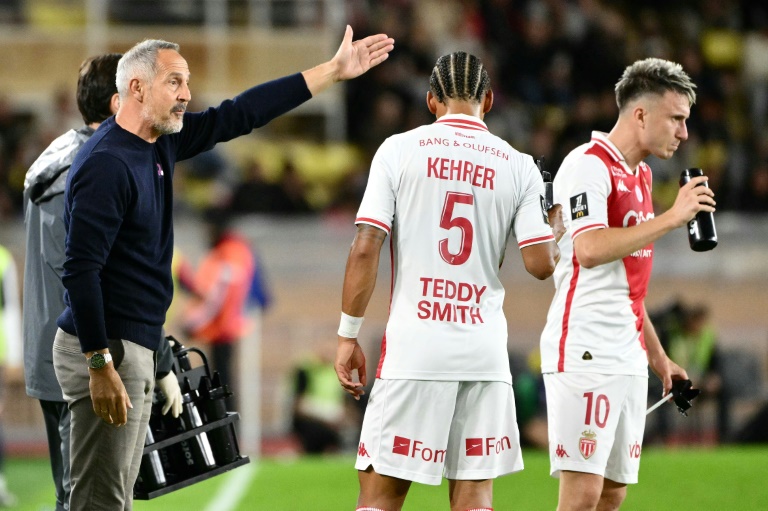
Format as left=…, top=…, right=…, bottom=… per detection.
left=439, top=191, right=474, bottom=266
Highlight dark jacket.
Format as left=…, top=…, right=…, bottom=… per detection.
left=57, top=73, right=311, bottom=352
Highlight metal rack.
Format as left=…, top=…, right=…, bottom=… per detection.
left=134, top=340, right=250, bottom=500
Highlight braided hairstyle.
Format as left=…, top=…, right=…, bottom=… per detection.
left=429, top=51, right=490, bottom=104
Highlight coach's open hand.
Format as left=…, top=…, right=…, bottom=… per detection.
left=332, top=25, right=394, bottom=81
left=303, top=25, right=394, bottom=96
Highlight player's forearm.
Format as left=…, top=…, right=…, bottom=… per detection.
left=574, top=214, right=678, bottom=268
left=642, top=303, right=667, bottom=360
left=341, top=226, right=386, bottom=317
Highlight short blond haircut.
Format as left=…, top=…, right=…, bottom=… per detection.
left=615, top=58, right=696, bottom=111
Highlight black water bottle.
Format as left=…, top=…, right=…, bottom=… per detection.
left=679, top=168, right=717, bottom=252
left=178, top=377, right=217, bottom=474
left=137, top=429, right=167, bottom=491
left=199, top=373, right=239, bottom=464
left=536, top=156, right=554, bottom=210
left=169, top=336, right=193, bottom=372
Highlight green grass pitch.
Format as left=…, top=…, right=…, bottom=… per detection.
left=8, top=446, right=768, bottom=510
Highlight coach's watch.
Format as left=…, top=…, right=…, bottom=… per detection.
left=87, top=352, right=113, bottom=370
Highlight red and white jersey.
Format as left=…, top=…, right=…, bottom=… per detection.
left=540, top=132, right=654, bottom=376
left=356, top=114, right=554, bottom=384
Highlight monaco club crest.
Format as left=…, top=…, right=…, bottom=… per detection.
left=579, top=429, right=597, bottom=459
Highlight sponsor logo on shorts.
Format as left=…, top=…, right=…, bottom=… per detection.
left=629, top=441, right=641, bottom=459
left=392, top=435, right=446, bottom=463
left=358, top=442, right=370, bottom=458
left=570, top=193, right=589, bottom=219
left=579, top=429, right=597, bottom=459
left=465, top=436, right=512, bottom=457
left=555, top=444, right=570, bottom=458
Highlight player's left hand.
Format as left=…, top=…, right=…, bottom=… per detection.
left=335, top=336, right=367, bottom=400
left=649, top=353, right=689, bottom=397
left=331, top=25, right=394, bottom=82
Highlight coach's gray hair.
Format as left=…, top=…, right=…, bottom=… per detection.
left=615, top=58, right=697, bottom=111
left=116, top=39, right=180, bottom=98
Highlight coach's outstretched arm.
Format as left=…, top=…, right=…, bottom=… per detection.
left=302, top=25, right=394, bottom=97
left=335, top=224, right=387, bottom=400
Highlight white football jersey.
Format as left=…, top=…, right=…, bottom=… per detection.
left=540, top=132, right=654, bottom=376
left=356, top=114, right=554, bottom=384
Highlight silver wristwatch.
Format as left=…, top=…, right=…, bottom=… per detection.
left=87, top=352, right=113, bottom=370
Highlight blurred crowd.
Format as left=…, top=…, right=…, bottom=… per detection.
left=345, top=0, right=768, bottom=214
left=1, top=0, right=768, bottom=221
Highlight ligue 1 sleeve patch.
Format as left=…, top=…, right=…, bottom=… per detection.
left=570, top=192, right=589, bottom=219
left=540, top=195, right=549, bottom=224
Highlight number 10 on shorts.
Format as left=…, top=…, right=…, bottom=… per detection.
left=583, top=392, right=610, bottom=428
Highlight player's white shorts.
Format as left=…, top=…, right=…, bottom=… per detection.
left=543, top=373, right=647, bottom=484
left=355, top=378, right=524, bottom=485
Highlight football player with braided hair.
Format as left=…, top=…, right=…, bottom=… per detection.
left=335, top=51, right=564, bottom=511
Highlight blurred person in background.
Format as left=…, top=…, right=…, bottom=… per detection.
left=182, top=207, right=270, bottom=409
left=22, top=54, right=121, bottom=511
left=539, top=58, right=713, bottom=511
left=655, top=301, right=729, bottom=443
left=23, top=53, right=183, bottom=511
left=0, top=243, right=19, bottom=507
left=335, top=51, right=564, bottom=511
left=51, top=30, right=393, bottom=510
left=292, top=343, right=359, bottom=455
left=509, top=349, right=549, bottom=450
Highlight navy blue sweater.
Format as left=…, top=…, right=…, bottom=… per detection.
left=58, top=73, right=311, bottom=352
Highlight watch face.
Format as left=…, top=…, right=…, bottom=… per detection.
left=89, top=353, right=106, bottom=369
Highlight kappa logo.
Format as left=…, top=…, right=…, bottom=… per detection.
left=570, top=192, right=589, bottom=219
left=579, top=430, right=597, bottom=459
left=156, top=163, right=164, bottom=177
left=555, top=444, right=570, bottom=458
left=617, top=179, right=630, bottom=193
left=358, top=442, right=370, bottom=458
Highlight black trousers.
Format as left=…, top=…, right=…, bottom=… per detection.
left=40, top=399, right=71, bottom=511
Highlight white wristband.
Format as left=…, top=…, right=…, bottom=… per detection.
left=338, top=312, right=364, bottom=338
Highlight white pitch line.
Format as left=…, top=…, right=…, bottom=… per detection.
left=203, top=462, right=258, bottom=511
